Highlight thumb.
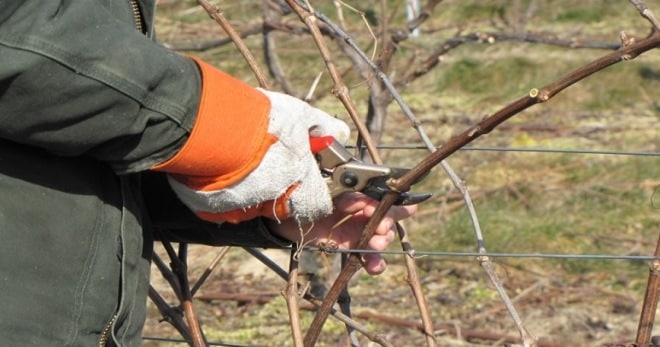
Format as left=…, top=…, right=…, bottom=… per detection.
left=307, top=108, right=350, bottom=144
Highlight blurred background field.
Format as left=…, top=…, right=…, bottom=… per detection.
left=146, top=1, right=659, bottom=346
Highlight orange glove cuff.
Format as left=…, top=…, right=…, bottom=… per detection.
left=152, top=57, right=274, bottom=191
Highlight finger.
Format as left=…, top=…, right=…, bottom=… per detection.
left=308, top=113, right=351, bottom=144
left=362, top=205, right=417, bottom=237
left=362, top=253, right=387, bottom=275
left=364, top=223, right=397, bottom=274
left=361, top=202, right=417, bottom=221
left=384, top=204, right=418, bottom=222
left=368, top=229, right=396, bottom=250
left=335, top=194, right=418, bottom=222
left=373, top=217, right=394, bottom=235
left=332, top=193, right=373, bottom=215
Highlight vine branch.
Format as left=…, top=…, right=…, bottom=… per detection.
left=301, top=10, right=660, bottom=347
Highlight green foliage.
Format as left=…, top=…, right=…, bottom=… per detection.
left=436, top=56, right=537, bottom=95
left=452, top=2, right=505, bottom=21
left=553, top=7, right=606, bottom=23
left=414, top=155, right=659, bottom=278
left=151, top=1, right=659, bottom=344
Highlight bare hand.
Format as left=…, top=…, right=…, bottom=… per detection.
left=269, top=193, right=417, bottom=275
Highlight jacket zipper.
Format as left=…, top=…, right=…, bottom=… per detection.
left=98, top=314, right=118, bottom=347
left=98, top=4, right=143, bottom=346
left=129, top=0, right=144, bottom=34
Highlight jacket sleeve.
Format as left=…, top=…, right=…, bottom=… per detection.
left=141, top=171, right=291, bottom=248
left=0, top=1, right=201, bottom=173
left=0, top=2, right=283, bottom=227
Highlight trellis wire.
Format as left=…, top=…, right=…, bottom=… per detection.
left=142, top=335, right=257, bottom=347
left=330, top=144, right=657, bottom=259
left=350, top=145, right=659, bottom=157
left=145, top=140, right=657, bottom=344
left=148, top=2, right=658, bottom=342
left=302, top=248, right=660, bottom=261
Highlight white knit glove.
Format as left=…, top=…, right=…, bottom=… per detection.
left=168, top=89, right=350, bottom=223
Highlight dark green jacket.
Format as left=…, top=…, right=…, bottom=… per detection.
left=0, top=1, right=287, bottom=346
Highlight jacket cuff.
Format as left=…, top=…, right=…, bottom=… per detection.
left=214, top=217, right=293, bottom=248
left=154, top=218, right=292, bottom=248
left=151, top=57, right=274, bottom=191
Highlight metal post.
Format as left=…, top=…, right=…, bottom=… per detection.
left=406, top=0, right=420, bottom=37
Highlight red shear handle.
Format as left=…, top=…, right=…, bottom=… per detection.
left=309, top=136, right=335, bottom=154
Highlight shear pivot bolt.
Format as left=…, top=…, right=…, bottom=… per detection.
left=340, top=172, right=359, bottom=188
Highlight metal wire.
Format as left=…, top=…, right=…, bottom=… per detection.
left=348, top=145, right=660, bottom=157
left=301, top=247, right=660, bottom=261
left=320, top=144, right=659, bottom=261
left=300, top=144, right=659, bottom=261
left=142, top=336, right=266, bottom=347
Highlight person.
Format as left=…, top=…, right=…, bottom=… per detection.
left=0, top=1, right=417, bottom=346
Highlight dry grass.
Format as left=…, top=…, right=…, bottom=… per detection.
left=145, top=1, right=660, bottom=346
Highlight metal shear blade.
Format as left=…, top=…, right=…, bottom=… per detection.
left=311, top=136, right=432, bottom=206
left=361, top=175, right=432, bottom=205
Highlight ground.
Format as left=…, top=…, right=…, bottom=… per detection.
left=144, top=1, right=659, bottom=346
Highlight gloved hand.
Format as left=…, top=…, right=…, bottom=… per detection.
left=153, top=58, right=349, bottom=224
left=168, top=89, right=349, bottom=223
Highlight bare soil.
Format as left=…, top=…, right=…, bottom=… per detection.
left=144, top=244, right=653, bottom=347
left=144, top=2, right=660, bottom=346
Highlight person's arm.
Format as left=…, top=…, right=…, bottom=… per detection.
left=0, top=2, right=347, bottom=224
left=0, top=1, right=203, bottom=172
left=268, top=193, right=417, bottom=275
left=1, top=2, right=417, bottom=271
left=141, top=171, right=291, bottom=248
left=144, top=170, right=418, bottom=275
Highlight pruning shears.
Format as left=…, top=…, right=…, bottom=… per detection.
left=310, top=136, right=432, bottom=206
